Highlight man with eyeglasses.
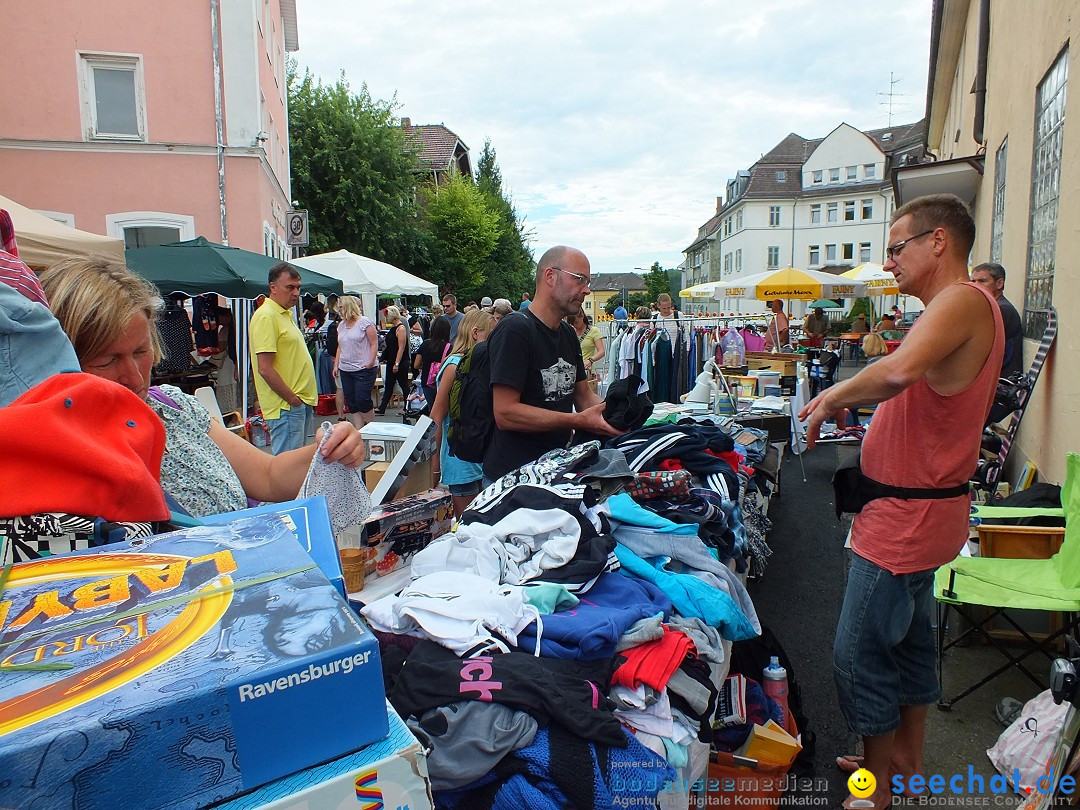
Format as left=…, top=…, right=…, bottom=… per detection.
left=483, top=246, right=623, bottom=482
left=799, top=194, right=1004, bottom=810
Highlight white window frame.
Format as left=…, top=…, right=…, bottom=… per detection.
left=766, top=246, right=780, bottom=269
left=844, top=200, right=856, bottom=222
left=827, top=202, right=838, bottom=223
left=859, top=242, right=872, bottom=263
left=862, top=199, right=874, bottom=220
left=106, top=211, right=194, bottom=245
left=810, top=204, right=821, bottom=224
left=809, top=245, right=820, bottom=266
left=736, top=210, right=743, bottom=230
left=825, top=244, right=837, bottom=262
left=864, top=163, right=877, bottom=179
left=36, top=210, right=76, bottom=228
left=769, top=205, right=781, bottom=227
left=846, top=165, right=858, bottom=180
left=829, top=167, right=840, bottom=182
left=78, top=51, right=146, bottom=141
left=812, top=170, right=823, bottom=184
left=842, top=243, right=854, bottom=261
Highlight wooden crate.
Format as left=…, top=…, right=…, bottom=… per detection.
left=745, top=352, right=799, bottom=376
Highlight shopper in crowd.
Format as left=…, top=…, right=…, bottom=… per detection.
left=375, top=305, right=410, bottom=415
left=804, top=306, right=829, bottom=343
left=428, top=309, right=496, bottom=516
left=483, top=245, right=622, bottom=483
left=413, top=315, right=451, bottom=409
left=874, top=312, right=898, bottom=333
left=247, top=264, right=318, bottom=453
left=480, top=296, right=494, bottom=310
left=492, top=298, right=514, bottom=321
left=519, top=291, right=531, bottom=311
left=40, top=257, right=365, bottom=518
left=970, top=262, right=1023, bottom=378
left=566, top=307, right=605, bottom=378
left=800, top=194, right=1003, bottom=810
left=333, top=295, right=379, bottom=428
left=850, top=312, right=870, bottom=334
left=762, top=299, right=789, bottom=351
left=613, top=299, right=629, bottom=329
left=440, top=293, right=464, bottom=342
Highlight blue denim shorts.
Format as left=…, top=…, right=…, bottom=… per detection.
left=447, top=480, right=481, bottom=498
left=833, top=553, right=941, bottom=736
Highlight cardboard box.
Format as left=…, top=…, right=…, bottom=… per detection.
left=361, top=489, right=453, bottom=582
left=0, top=515, right=388, bottom=810
left=746, top=352, right=799, bottom=377
left=360, top=422, right=414, bottom=463
left=213, top=702, right=433, bottom=810
left=202, top=496, right=345, bottom=597
left=365, top=458, right=433, bottom=500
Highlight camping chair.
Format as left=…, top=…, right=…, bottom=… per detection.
left=935, top=451, right=1080, bottom=709
left=195, top=386, right=249, bottom=442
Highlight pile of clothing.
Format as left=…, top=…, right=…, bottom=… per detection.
left=362, top=420, right=773, bottom=808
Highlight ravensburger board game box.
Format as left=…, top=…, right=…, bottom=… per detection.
left=0, top=513, right=387, bottom=810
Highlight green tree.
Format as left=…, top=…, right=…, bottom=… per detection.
left=421, top=172, right=501, bottom=295
left=607, top=292, right=651, bottom=316
left=643, top=262, right=671, bottom=302
left=287, top=62, right=426, bottom=269
left=474, top=140, right=535, bottom=302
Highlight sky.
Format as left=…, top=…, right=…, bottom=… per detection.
left=293, top=0, right=934, bottom=277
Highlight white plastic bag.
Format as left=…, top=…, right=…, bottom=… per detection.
left=987, top=689, right=1069, bottom=794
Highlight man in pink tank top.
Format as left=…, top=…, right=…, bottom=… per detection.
left=799, top=194, right=1004, bottom=809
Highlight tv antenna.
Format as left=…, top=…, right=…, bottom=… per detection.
left=878, top=72, right=909, bottom=126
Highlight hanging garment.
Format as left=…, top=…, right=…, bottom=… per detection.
left=191, top=293, right=220, bottom=356
left=154, top=301, right=195, bottom=374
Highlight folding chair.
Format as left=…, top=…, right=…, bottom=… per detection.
left=195, top=385, right=249, bottom=441
left=935, top=451, right=1080, bottom=709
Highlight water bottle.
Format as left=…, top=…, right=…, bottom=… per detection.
left=763, top=656, right=792, bottom=732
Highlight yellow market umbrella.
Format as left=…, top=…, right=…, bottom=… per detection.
left=679, top=281, right=719, bottom=299
left=841, top=263, right=899, bottom=295
left=714, top=267, right=867, bottom=301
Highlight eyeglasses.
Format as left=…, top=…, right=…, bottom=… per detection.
left=885, top=229, right=935, bottom=261
left=550, top=266, right=591, bottom=287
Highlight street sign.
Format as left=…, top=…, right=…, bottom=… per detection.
left=286, top=209, right=309, bottom=247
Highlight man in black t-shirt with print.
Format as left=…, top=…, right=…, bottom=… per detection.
left=483, top=246, right=623, bottom=480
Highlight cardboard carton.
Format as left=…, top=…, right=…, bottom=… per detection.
left=735, top=720, right=802, bottom=767
left=0, top=515, right=388, bottom=810
left=360, top=489, right=453, bottom=583
left=213, top=702, right=433, bottom=810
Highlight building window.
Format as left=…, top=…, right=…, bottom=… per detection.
left=846, top=165, right=858, bottom=180
left=859, top=242, right=872, bottom=263
left=827, top=202, right=838, bottom=223
left=812, top=170, right=823, bottom=184
left=844, top=201, right=856, bottom=221
left=810, top=204, right=821, bottom=224
left=106, top=212, right=195, bottom=247
left=1025, top=48, right=1068, bottom=339
left=829, top=167, right=840, bottom=182
left=725, top=217, right=732, bottom=237
left=825, top=244, right=837, bottom=262
left=736, top=249, right=742, bottom=272
left=724, top=253, right=732, bottom=275
left=809, top=245, right=820, bottom=266
left=990, top=137, right=1008, bottom=263
left=79, top=53, right=145, bottom=140
left=864, top=163, right=877, bottom=179
left=767, top=246, right=780, bottom=269
left=736, top=210, right=743, bottom=230
left=862, top=199, right=874, bottom=220
left=776, top=170, right=787, bottom=182
left=842, top=243, right=854, bottom=261
left=769, top=205, right=781, bottom=227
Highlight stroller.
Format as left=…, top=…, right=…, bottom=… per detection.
left=401, top=378, right=428, bottom=425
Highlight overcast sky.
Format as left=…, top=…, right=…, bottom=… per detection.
left=294, top=0, right=933, bottom=277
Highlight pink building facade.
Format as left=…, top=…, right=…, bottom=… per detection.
left=0, top=0, right=297, bottom=259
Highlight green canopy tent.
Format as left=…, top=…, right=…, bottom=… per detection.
left=125, top=237, right=344, bottom=418
left=125, top=237, right=343, bottom=298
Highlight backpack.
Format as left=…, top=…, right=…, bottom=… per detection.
left=446, top=342, right=493, bottom=463
left=325, top=319, right=340, bottom=358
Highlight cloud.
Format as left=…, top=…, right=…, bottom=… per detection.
left=295, top=0, right=933, bottom=273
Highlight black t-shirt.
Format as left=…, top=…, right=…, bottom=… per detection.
left=999, top=296, right=1024, bottom=378
left=483, top=310, right=586, bottom=480
left=416, top=338, right=448, bottom=385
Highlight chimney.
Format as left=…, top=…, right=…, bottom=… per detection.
left=402, top=117, right=411, bottom=127
left=716, top=196, right=723, bottom=214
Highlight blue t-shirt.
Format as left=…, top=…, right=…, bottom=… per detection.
left=613, top=306, right=628, bottom=321
left=519, top=299, right=531, bottom=311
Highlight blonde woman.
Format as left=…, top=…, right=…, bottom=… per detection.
left=428, top=309, right=496, bottom=516
left=40, top=257, right=364, bottom=518
left=333, top=296, right=379, bottom=426
left=861, top=332, right=889, bottom=364
left=567, top=307, right=605, bottom=377
left=375, top=305, right=410, bottom=414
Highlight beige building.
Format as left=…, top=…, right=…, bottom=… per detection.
left=584, top=272, right=647, bottom=319
left=896, top=0, right=1077, bottom=484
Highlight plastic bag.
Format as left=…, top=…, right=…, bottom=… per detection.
left=406, top=380, right=428, bottom=414
left=987, top=689, right=1069, bottom=794
left=720, top=328, right=746, bottom=367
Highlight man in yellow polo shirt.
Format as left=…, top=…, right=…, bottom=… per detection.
left=250, top=263, right=317, bottom=453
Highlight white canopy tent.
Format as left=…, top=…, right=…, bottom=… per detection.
left=292, top=249, right=439, bottom=320
left=0, top=192, right=125, bottom=269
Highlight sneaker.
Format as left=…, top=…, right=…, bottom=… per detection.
left=993, top=697, right=1024, bottom=727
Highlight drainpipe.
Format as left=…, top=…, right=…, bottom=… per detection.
left=973, top=0, right=991, bottom=146
left=211, top=0, right=229, bottom=244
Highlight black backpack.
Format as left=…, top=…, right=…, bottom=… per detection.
left=324, top=319, right=340, bottom=358
left=446, top=342, right=493, bottom=463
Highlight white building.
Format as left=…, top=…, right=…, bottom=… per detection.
left=682, top=121, right=924, bottom=315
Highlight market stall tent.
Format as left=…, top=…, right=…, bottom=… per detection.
left=0, top=192, right=125, bottom=269
left=292, top=249, right=438, bottom=321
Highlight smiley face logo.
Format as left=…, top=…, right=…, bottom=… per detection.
left=848, top=768, right=877, bottom=798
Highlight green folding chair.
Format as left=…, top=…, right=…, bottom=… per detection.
left=935, top=451, right=1080, bottom=708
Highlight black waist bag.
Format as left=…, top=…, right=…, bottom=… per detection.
left=832, top=448, right=970, bottom=519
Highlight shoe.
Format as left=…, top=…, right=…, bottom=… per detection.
left=373, top=408, right=386, bottom=416
left=994, top=697, right=1024, bottom=727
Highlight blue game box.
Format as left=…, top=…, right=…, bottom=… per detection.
left=0, top=513, right=388, bottom=810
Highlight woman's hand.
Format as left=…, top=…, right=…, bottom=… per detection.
left=315, top=421, right=366, bottom=467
